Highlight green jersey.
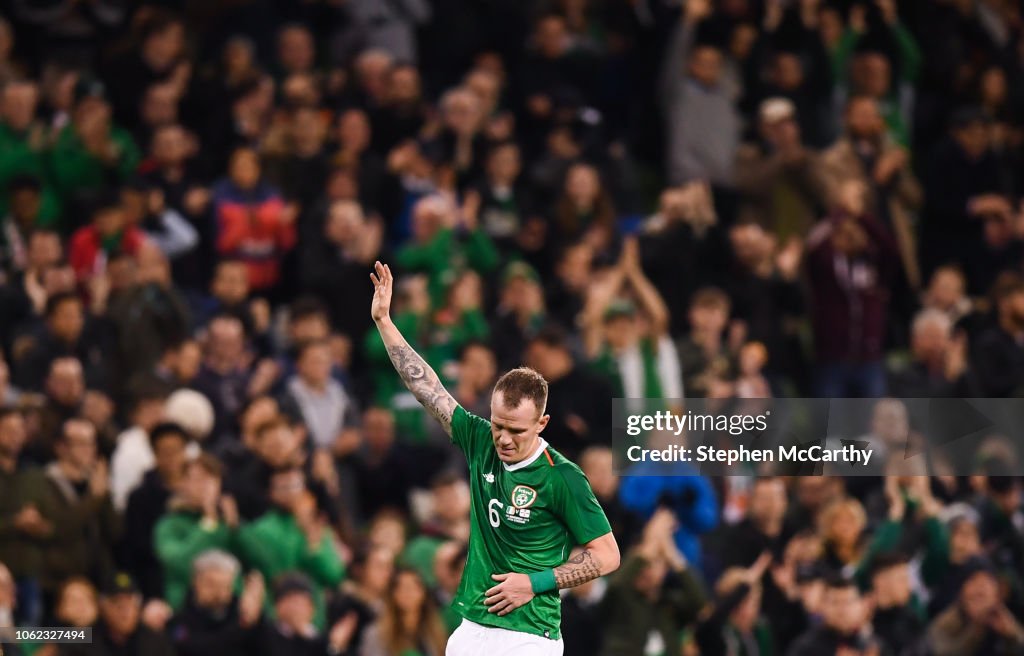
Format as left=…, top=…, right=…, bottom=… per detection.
left=450, top=405, right=612, bottom=640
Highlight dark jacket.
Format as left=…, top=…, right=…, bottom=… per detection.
left=105, top=283, right=191, bottom=389
left=926, top=604, right=1024, bottom=656
left=0, top=464, right=56, bottom=578
left=40, top=463, right=120, bottom=592
left=540, top=365, right=616, bottom=461
left=786, top=625, right=888, bottom=656
left=873, top=604, right=925, bottom=656
left=59, top=622, right=176, bottom=656
left=886, top=359, right=976, bottom=398
left=600, top=553, right=706, bottom=656
left=970, top=327, right=1024, bottom=397
left=297, top=234, right=377, bottom=345
left=169, top=593, right=263, bottom=656
left=257, top=622, right=328, bottom=656
left=118, top=468, right=172, bottom=599
left=806, top=215, right=898, bottom=364
left=13, top=324, right=111, bottom=393
left=695, top=581, right=774, bottom=656
left=920, top=138, right=1009, bottom=277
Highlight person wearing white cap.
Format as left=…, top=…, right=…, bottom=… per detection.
left=735, top=97, right=827, bottom=238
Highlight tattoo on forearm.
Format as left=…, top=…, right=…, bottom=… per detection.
left=554, top=550, right=602, bottom=589
left=386, top=344, right=456, bottom=431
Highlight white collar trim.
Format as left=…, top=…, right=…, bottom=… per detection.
left=502, top=438, right=549, bottom=472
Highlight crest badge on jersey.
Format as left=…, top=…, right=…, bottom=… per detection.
left=511, top=484, right=538, bottom=509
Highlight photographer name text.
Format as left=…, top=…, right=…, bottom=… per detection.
left=625, top=444, right=874, bottom=466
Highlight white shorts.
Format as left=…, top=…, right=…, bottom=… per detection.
left=446, top=619, right=564, bottom=656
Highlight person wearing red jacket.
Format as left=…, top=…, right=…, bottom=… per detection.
left=211, top=147, right=296, bottom=294
left=68, top=194, right=147, bottom=284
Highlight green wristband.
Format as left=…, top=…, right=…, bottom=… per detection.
left=528, top=569, right=557, bottom=594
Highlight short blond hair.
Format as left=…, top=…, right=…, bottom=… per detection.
left=494, top=367, right=548, bottom=416
left=818, top=497, right=867, bottom=539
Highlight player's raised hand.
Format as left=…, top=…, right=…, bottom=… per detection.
left=370, top=261, right=393, bottom=323
left=485, top=573, right=535, bottom=616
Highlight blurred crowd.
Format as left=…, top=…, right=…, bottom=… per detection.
left=0, top=0, right=1023, bottom=654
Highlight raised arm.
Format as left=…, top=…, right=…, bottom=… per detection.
left=370, top=261, right=457, bottom=434
left=621, top=236, right=670, bottom=337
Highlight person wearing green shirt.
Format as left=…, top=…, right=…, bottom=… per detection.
left=235, top=464, right=345, bottom=629
left=0, top=81, right=61, bottom=227
left=49, top=78, right=140, bottom=208
left=154, top=453, right=239, bottom=610
left=830, top=0, right=921, bottom=148
left=369, top=260, right=620, bottom=655
left=395, top=194, right=499, bottom=308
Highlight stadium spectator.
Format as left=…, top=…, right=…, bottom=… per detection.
left=166, top=551, right=264, bottom=656
left=491, top=262, right=546, bottom=373
left=676, top=287, right=734, bottom=398
left=259, top=572, right=328, bottom=656
left=695, top=555, right=773, bottom=656
left=14, top=292, right=109, bottom=394
left=448, top=340, right=497, bottom=421
left=601, top=508, right=705, bottom=656
left=787, top=574, right=887, bottom=655
left=582, top=237, right=681, bottom=401
left=236, top=465, right=345, bottom=627
left=154, top=454, right=237, bottom=610
left=283, top=339, right=359, bottom=455
left=724, top=222, right=805, bottom=392
left=868, top=552, right=925, bottom=654
left=735, top=98, right=827, bottom=238
left=49, top=77, right=140, bottom=213
left=525, top=327, right=614, bottom=459
left=0, top=560, right=12, bottom=633
left=551, top=162, right=616, bottom=256
left=393, top=194, right=499, bottom=308
left=821, top=95, right=921, bottom=289
left=61, top=571, right=175, bottom=656
left=53, top=576, right=99, bottom=629
left=708, top=477, right=791, bottom=574
left=661, top=0, right=740, bottom=188
left=0, top=81, right=60, bottom=230
left=926, top=559, right=1024, bottom=655
left=193, top=314, right=275, bottom=441
left=921, top=107, right=1012, bottom=281
left=578, top=446, right=641, bottom=550
left=118, top=421, right=187, bottom=600
left=805, top=185, right=898, bottom=397
left=401, top=471, right=470, bottom=588
left=0, top=405, right=52, bottom=626
left=970, top=273, right=1024, bottom=397
left=109, top=389, right=172, bottom=511
left=887, top=309, right=973, bottom=397
left=359, top=567, right=447, bottom=656
left=618, top=430, right=718, bottom=571
left=298, top=200, right=382, bottom=342
left=2, top=176, right=58, bottom=275
left=211, top=147, right=296, bottom=295
left=223, top=415, right=302, bottom=522
left=40, top=419, right=118, bottom=614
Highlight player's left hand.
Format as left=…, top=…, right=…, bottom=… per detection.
left=485, top=573, right=534, bottom=616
